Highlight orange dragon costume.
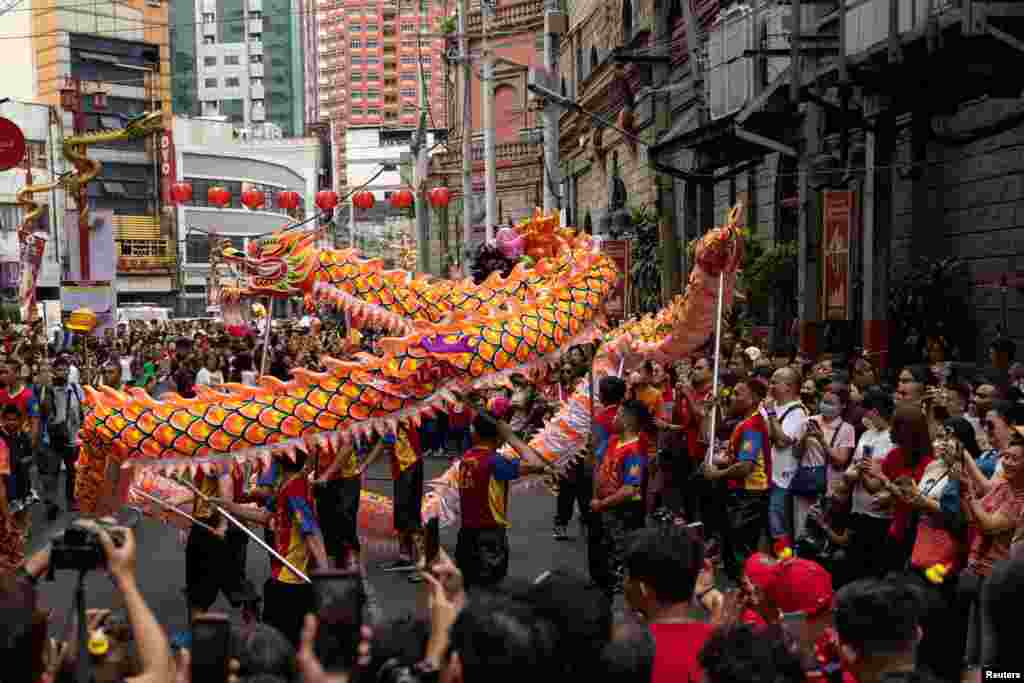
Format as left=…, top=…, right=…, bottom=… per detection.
left=76, top=206, right=743, bottom=551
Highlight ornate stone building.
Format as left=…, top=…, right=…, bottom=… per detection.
left=427, top=0, right=546, bottom=271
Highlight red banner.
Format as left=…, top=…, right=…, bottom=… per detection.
left=18, top=234, right=47, bottom=322
left=159, top=128, right=176, bottom=205
left=600, top=239, right=632, bottom=320
left=822, top=191, right=853, bottom=321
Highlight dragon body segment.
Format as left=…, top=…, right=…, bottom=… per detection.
left=77, top=236, right=617, bottom=514
left=79, top=204, right=743, bottom=552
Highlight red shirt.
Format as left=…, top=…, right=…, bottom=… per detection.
left=650, top=622, right=714, bottom=683
left=593, top=405, right=619, bottom=465
left=0, top=386, right=37, bottom=420
left=457, top=446, right=522, bottom=529
left=681, top=386, right=713, bottom=461
left=270, top=473, right=320, bottom=584
left=882, top=448, right=933, bottom=542
left=726, top=410, right=771, bottom=491
left=595, top=435, right=646, bottom=500
left=448, top=405, right=474, bottom=430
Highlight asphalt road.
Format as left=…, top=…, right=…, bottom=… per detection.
left=28, top=455, right=590, bottom=638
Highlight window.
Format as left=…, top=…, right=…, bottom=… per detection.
left=351, top=73, right=363, bottom=81
left=351, top=107, right=365, bottom=115
left=251, top=77, right=263, bottom=86
left=203, top=12, right=215, bottom=22
left=347, top=8, right=362, bottom=15
left=366, top=39, right=378, bottom=48
left=422, top=71, right=431, bottom=81
left=367, top=71, right=380, bottom=80
left=249, top=11, right=261, bottom=20
left=225, top=55, right=240, bottom=65
left=401, top=39, right=415, bottom=48
left=204, top=36, right=215, bottom=44
left=204, top=56, right=217, bottom=66
left=401, top=55, right=415, bottom=64
left=225, top=77, right=241, bottom=87
left=366, top=56, right=380, bottom=65
left=0, top=205, right=22, bottom=233
left=420, top=55, right=431, bottom=64
left=366, top=23, right=378, bottom=31
left=400, top=71, right=415, bottom=80
left=367, top=89, right=380, bottom=98
left=350, top=39, right=362, bottom=48
left=350, top=24, right=362, bottom=32
left=351, top=56, right=363, bottom=64
left=250, top=54, right=263, bottom=63
left=367, top=108, right=381, bottom=116
left=402, top=106, right=416, bottom=115
left=250, top=33, right=261, bottom=42
left=204, top=77, right=218, bottom=87
left=401, top=22, right=414, bottom=31
left=253, top=99, right=264, bottom=107
left=401, top=87, right=415, bottom=97
left=351, top=91, right=364, bottom=99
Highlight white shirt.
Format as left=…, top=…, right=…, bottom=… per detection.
left=813, top=416, right=857, bottom=486
left=68, top=365, right=80, bottom=385
left=242, top=370, right=258, bottom=386
left=196, top=367, right=212, bottom=386
left=849, top=428, right=896, bottom=518
left=770, top=400, right=809, bottom=489
left=120, top=356, right=134, bottom=382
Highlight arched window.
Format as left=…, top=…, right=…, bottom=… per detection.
left=584, top=210, right=593, bottom=234
left=590, top=45, right=599, bottom=72
left=622, top=0, right=633, bottom=42
left=493, top=84, right=518, bottom=141
left=561, top=76, right=567, bottom=97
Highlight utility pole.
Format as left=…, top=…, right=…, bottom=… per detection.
left=482, top=0, right=497, bottom=241
left=542, top=0, right=565, bottom=217
left=457, top=0, right=473, bottom=263
left=412, top=52, right=431, bottom=273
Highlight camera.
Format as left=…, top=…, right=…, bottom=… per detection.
left=48, top=521, right=123, bottom=576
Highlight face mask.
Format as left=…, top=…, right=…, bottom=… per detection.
left=819, top=401, right=839, bottom=418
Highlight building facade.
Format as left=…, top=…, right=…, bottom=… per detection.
left=316, top=0, right=449, bottom=193
left=171, top=116, right=322, bottom=316
left=0, top=99, right=68, bottom=307
left=339, top=125, right=437, bottom=262
left=171, top=0, right=305, bottom=137
left=428, top=0, right=546, bottom=267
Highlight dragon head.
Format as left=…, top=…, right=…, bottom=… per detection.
left=124, top=111, right=165, bottom=138
left=221, top=228, right=321, bottom=298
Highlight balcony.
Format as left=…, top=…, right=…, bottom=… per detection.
left=249, top=62, right=263, bottom=78
left=439, top=137, right=542, bottom=167
left=466, top=0, right=542, bottom=35
left=252, top=106, right=266, bottom=122
left=248, top=0, right=262, bottom=11
left=251, top=83, right=265, bottom=99
left=250, top=42, right=263, bottom=56
left=203, top=22, right=217, bottom=38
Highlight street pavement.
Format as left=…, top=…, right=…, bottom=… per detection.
left=28, top=455, right=590, bottom=638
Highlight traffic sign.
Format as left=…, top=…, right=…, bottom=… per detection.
left=0, top=117, right=27, bottom=171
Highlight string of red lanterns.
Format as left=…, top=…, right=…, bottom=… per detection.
left=167, top=181, right=453, bottom=212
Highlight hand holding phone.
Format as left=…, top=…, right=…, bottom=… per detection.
left=311, top=570, right=366, bottom=674
left=191, top=614, right=231, bottom=682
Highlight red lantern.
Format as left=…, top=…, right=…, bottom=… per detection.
left=389, top=188, right=414, bottom=209
left=208, top=186, right=231, bottom=207
left=241, top=188, right=265, bottom=209
left=352, top=190, right=375, bottom=210
left=277, top=190, right=301, bottom=210
left=429, top=187, right=451, bottom=208
left=315, top=190, right=339, bottom=211
left=170, top=182, right=193, bottom=204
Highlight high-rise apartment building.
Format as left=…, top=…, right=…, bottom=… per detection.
left=316, top=0, right=448, bottom=190
left=171, top=0, right=305, bottom=136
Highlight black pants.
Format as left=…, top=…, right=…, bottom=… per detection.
left=41, top=437, right=77, bottom=506
left=455, top=527, right=510, bottom=589
left=722, top=489, right=768, bottom=580
left=589, top=504, right=644, bottom=596
left=316, top=477, right=362, bottom=561
left=555, top=460, right=591, bottom=527
left=656, top=447, right=690, bottom=517
left=843, top=513, right=894, bottom=584
left=393, top=460, right=424, bottom=532
left=263, top=578, right=315, bottom=647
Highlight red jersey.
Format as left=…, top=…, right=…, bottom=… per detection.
left=270, top=473, right=320, bottom=584
left=727, top=411, right=770, bottom=491
left=457, top=446, right=522, bottom=529
left=593, top=405, right=618, bottom=465
left=595, top=435, right=646, bottom=501
left=882, top=448, right=933, bottom=542
left=650, top=622, right=714, bottom=683
left=682, top=386, right=713, bottom=461
left=0, top=386, right=38, bottom=421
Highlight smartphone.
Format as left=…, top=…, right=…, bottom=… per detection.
left=191, top=614, right=231, bottom=682
left=424, top=516, right=440, bottom=569
left=311, top=570, right=366, bottom=674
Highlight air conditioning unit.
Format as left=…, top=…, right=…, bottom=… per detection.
left=705, top=4, right=755, bottom=120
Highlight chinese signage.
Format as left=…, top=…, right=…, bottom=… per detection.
left=821, top=190, right=853, bottom=321
left=159, top=128, right=176, bottom=205
left=18, top=234, right=46, bottom=322
left=600, top=239, right=632, bottom=320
